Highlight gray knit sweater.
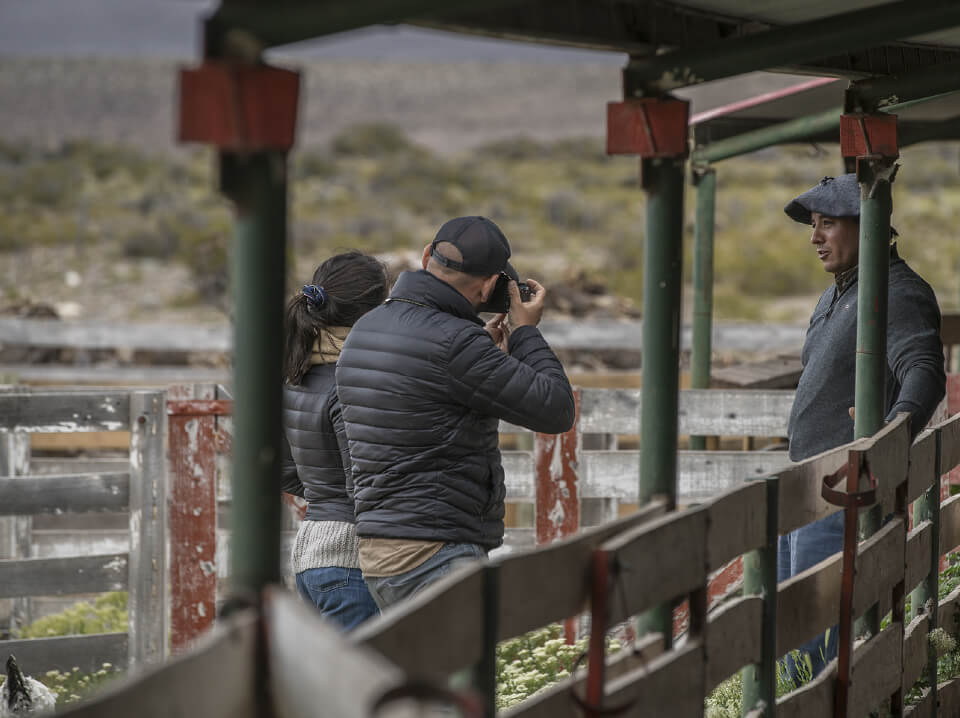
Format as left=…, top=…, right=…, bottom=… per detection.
left=787, top=246, right=945, bottom=462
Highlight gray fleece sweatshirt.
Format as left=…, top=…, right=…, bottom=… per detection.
left=787, top=245, right=945, bottom=462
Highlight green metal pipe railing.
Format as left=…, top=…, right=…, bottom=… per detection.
left=623, top=0, right=960, bottom=94
left=691, top=93, right=959, bottom=165
left=635, top=156, right=686, bottom=642
left=227, top=152, right=288, bottom=595
left=853, top=161, right=896, bottom=640
left=690, top=167, right=716, bottom=451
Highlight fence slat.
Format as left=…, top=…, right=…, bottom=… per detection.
left=851, top=517, right=905, bottom=618
left=849, top=622, right=904, bottom=715
left=168, top=385, right=218, bottom=653
left=938, top=584, right=960, bottom=638
left=777, top=553, right=841, bottom=657
left=0, top=392, right=131, bottom=432
left=937, top=411, right=960, bottom=475
left=704, top=480, right=766, bottom=572
left=576, top=388, right=794, bottom=436
left=905, top=521, right=933, bottom=595
left=55, top=612, right=258, bottom=718
left=0, top=633, right=128, bottom=674
left=775, top=662, right=835, bottom=717
left=265, top=589, right=407, bottom=718
left=127, top=391, right=167, bottom=667
left=497, top=499, right=668, bottom=640
left=939, top=494, right=960, bottom=556
left=865, top=414, right=911, bottom=514
left=908, top=430, right=938, bottom=505
left=0, top=473, right=129, bottom=515
left=940, top=675, right=960, bottom=715
left=705, top=595, right=762, bottom=692
left=776, top=446, right=849, bottom=536
left=602, top=507, right=707, bottom=626
left=603, top=640, right=704, bottom=717
left=0, top=553, right=128, bottom=598
left=902, top=614, right=930, bottom=696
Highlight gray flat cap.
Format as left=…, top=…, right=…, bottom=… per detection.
left=784, top=174, right=860, bottom=225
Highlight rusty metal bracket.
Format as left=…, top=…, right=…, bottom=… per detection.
left=606, top=97, right=690, bottom=157
left=821, top=453, right=878, bottom=509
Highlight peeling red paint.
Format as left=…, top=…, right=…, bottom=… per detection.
left=168, top=386, right=218, bottom=653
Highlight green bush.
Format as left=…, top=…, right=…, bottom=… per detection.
left=17, top=591, right=128, bottom=639
left=330, top=123, right=419, bottom=157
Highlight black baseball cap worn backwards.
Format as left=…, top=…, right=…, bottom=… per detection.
left=430, top=216, right=519, bottom=281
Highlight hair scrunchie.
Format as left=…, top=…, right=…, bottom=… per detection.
left=301, top=284, right=327, bottom=309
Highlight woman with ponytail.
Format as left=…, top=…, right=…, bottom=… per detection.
left=280, top=251, right=388, bottom=629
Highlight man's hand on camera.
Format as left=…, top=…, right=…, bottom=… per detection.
left=484, top=313, right=510, bottom=354
left=509, top=279, right=545, bottom=328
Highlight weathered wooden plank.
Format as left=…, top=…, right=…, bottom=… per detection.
left=502, top=633, right=665, bottom=718
left=0, top=633, right=128, bottom=675
left=168, top=385, right=218, bottom=654
left=31, top=529, right=128, bottom=559
left=0, top=364, right=231, bottom=386
left=776, top=443, right=851, bottom=536
left=502, top=452, right=534, bottom=498
left=938, top=584, right=960, bottom=638
left=603, top=640, right=705, bottom=718
left=850, top=623, right=903, bottom=716
left=602, top=507, right=707, bottom=626
left=355, top=560, right=485, bottom=676
left=0, top=318, right=232, bottom=352
left=0, top=392, right=130, bottom=432
left=534, top=392, right=580, bottom=544
left=939, top=675, right=960, bottom=716
left=902, top=614, right=930, bottom=696
left=905, top=521, right=933, bottom=595
left=939, top=494, right=960, bottom=556
left=29, top=458, right=130, bottom=475
left=127, top=391, right=167, bottom=667
left=775, top=661, right=835, bottom=717
left=904, top=687, right=933, bottom=718
left=496, top=499, right=668, bottom=640
left=265, top=588, right=412, bottom=718
left=907, top=429, right=937, bottom=505
left=777, top=552, right=841, bottom=657
left=0, top=473, right=129, bottom=515
left=57, top=611, right=258, bottom=718
left=0, top=553, right=127, bottom=598
left=852, top=517, right=905, bottom=618
left=865, top=414, right=910, bottom=514
left=704, top=479, right=767, bottom=572
left=576, top=388, right=794, bottom=436
left=705, top=595, right=762, bottom=692
left=937, top=411, right=960, bottom=475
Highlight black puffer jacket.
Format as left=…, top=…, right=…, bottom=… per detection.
left=336, top=270, right=576, bottom=548
left=280, top=363, right=355, bottom=523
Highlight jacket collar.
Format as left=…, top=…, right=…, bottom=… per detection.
left=389, top=270, right=483, bottom=325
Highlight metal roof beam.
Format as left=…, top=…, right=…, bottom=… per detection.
left=849, top=58, right=960, bottom=112
left=624, top=0, right=960, bottom=95
left=207, top=0, right=517, bottom=51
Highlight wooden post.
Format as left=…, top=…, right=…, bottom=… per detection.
left=127, top=391, right=168, bottom=667
left=535, top=390, right=581, bottom=642
left=168, top=385, right=219, bottom=653
left=0, top=428, right=31, bottom=636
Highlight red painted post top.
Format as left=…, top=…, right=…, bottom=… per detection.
left=840, top=113, right=898, bottom=159
left=178, top=62, right=300, bottom=151
left=606, top=98, right=690, bottom=158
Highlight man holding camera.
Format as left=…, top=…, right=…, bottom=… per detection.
left=336, top=216, right=576, bottom=609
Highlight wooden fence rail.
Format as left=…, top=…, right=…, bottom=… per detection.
left=0, top=389, right=167, bottom=672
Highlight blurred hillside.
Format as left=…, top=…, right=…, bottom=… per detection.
left=2, top=124, right=959, bottom=324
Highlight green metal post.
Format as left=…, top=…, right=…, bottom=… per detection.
left=690, top=167, right=716, bottom=451
left=635, top=156, right=685, bottom=641
left=226, top=152, right=288, bottom=596
left=741, top=476, right=778, bottom=717
left=854, top=159, right=896, bottom=638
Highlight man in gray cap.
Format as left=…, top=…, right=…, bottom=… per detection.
left=780, top=174, right=945, bottom=683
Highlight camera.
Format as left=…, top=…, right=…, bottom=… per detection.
left=478, top=275, right=534, bottom=314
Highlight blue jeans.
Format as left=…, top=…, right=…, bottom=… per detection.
left=777, top=511, right=844, bottom=685
left=295, top=566, right=380, bottom=631
left=365, top=542, right=487, bottom=610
